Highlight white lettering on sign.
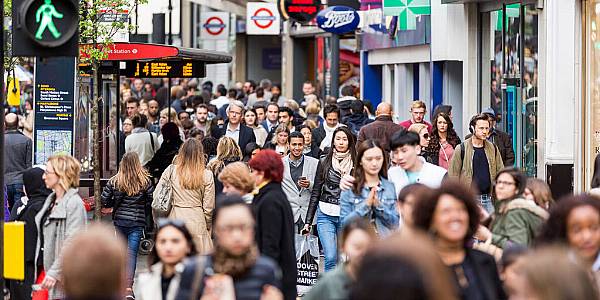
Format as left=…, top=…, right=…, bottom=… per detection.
left=321, top=11, right=355, bottom=29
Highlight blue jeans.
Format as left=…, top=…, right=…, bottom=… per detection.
left=316, top=207, right=342, bottom=272
left=478, top=194, right=494, bottom=214
left=116, top=225, right=144, bottom=287
left=6, top=183, right=24, bottom=212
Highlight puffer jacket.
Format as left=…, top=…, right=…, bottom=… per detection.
left=306, top=160, right=351, bottom=225
left=490, top=198, right=549, bottom=248
left=101, top=179, right=154, bottom=228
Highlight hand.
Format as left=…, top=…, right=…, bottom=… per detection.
left=200, top=274, right=236, bottom=300
left=366, top=187, right=379, bottom=207
left=260, top=285, right=283, bottom=300
left=340, top=174, right=356, bottom=191
left=101, top=207, right=113, bottom=215
left=41, top=275, right=57, bottom=290
left=475, top=225, right=492, bottom=241
left=298, top=179, right=310, bottom=189
left=301, top=224, right=311, bottom=235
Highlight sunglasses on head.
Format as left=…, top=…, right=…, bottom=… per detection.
left=157, top=218, right=186, bottom=230
left=422, top=133, right=430, bottom=139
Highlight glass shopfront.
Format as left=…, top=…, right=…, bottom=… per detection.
left=479, top=2, right=539, bottom=176
left=585, top=0, right=600, bottom=187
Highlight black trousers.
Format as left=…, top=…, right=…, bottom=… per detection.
left=9, top=262, right=35, bottom=300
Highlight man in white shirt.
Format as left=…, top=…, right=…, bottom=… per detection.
left=125, top=114, right=159, bottom=166
left=212, top=100, right=256, bottom=151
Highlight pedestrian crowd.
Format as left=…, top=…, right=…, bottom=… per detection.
left=4, top=76, right=600, bottom=300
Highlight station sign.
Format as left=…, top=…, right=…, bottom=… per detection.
left=317, top=6, right=360, bottom=34
left=120, top=60, right=206, bottom=78
left=247, top=2, right=281, bottom=35
left=80, top=43, right=180, bottom=61
left=200, top=12, right=230, bottom=40
left=279, top=0, right=320, bottom=24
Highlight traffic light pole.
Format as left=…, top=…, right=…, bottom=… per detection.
left=1, top=0, right=6, bottom=295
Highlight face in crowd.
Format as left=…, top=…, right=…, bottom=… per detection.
left=333, top=131, right=349, bottom=153
left=411, top=107, right=426, bottom=123
left=431, top=194, right=470, bottom=246
left=126, top=102, right=138, bottom=117
left=361, top=146, right=385, bottom=177
left=279, top=111, right=292, bottom=127
left=155, top=225, right=192, bottom=267
left=267, top=105, right=279, bottom=123
left=418, top=128, right=430, bottom=148
left=139, top=103, right=148, bottom=116
left=255, top=107, right=266, bottom=124
left=244, top=110, right=257, bottom=127
left=437, top=116, right=448, bottom=133
left=215, top=204, right=255, bottom=256
left=473, top=119, right=490, bottom=141
left=123, top=118, right=133, bottom=135
left=227, top=105, right=243, bottom=126
left=495, top=173, right=519, bottom=201
left=300, top=127, right=312, bottom=146
left=567, top=205, right=600, bottom=262
left=196, top=106, right=208, bottom=124
left=302, top=82, right=315, bottom=96
left=276, top=131, right=289, bottom=146
left=392, top=143, right=420, bottom=171
left=325, top=112, right=339, bottom=128
left=289, top=136, right=305, bottom=160
left=133, top=79, right=143, bottom=92
left=148, top=100, right=160, bottom=118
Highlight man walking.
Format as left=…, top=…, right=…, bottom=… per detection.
left=399, top=100, right=432, bottom=132
left=344, top=100, right=373, bottom=135
left=194, top=104, right=212, bottom=136
left=146, top=99, right=160, bottom=134
left=482, top=108, right=515, bottom=166
left=261, top=103, right=279, bottom=133
left=282, top=132, right=319, bottom=233
left=212, top=100, right=256, bottom=151
left=125, top=114, right=159, bottom=166
left=313, top=104, right=343, bottom=151
left=357, top=102, right=404, bottom=152
left=4, top=113, right=32, bottom=211
left=449, top=114, right=504, bottom=213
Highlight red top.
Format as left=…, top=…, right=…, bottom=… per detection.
left=399, top=119, right=433, bottom=133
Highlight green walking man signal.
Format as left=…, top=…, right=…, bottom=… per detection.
left=35, top=0, right=63, bottom=40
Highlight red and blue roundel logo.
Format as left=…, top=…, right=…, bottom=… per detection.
left=203, top=16, right=226, bottom=35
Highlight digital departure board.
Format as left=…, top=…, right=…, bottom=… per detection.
left=121, top=60, right=206, bottom=78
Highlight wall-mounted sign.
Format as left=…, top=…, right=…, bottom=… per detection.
left=33, top=57, right=76, bottom=165
left=317, top=6, right=360, bottom=34
left=200, top=12, right=229, bottom=40
left=279, top=0, right=320, bottom=24
left=120, top=60, right=206, bottom=78
left=247, top=2, right=281, bottom=35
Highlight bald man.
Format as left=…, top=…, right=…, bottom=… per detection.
left=357, top=102, right=405, bottom=151
left=4, top=112, right=32, bottom=211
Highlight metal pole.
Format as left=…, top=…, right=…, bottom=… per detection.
left=168, top=79, right=172, bottom=122
left=168, top=0, right=173, bottom=45
left=330, top=35, right=340, bottom=98
left=0, top=0, right=6, bottom=294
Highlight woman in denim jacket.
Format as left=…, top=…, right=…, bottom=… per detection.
left=340, top=140, right=399, bottom=237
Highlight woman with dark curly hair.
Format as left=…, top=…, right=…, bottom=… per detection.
left=412, top=180, right=506, bottom=300
left=536, top=195, right=600, bottom=286
left=475, top=168, right=548, bottom=249
left=426, top=112, right=461, bottom=169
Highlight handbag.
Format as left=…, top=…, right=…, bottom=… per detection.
left=152, top=165, right=175, bottom=217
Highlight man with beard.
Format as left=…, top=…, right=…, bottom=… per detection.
left=147, top=99, right=160, bottom=134
left=194, top=103, right=212, bottom=136
left=176, top=195, right=283, bottom=300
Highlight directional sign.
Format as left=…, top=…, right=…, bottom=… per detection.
left=247, top=2, right=280, bottom=35
left=120, top=60, right=206, bottom=78
left=200, top=12, right=229, bottom=40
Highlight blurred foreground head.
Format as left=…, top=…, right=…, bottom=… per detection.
left=62, top=224, right=127, bottom=300
left=350, top=230, right=458, bottom=300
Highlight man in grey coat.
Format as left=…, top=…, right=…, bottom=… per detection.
left=4, top=113, right=32, bottom=211
left=282, top=132, right=319, bottom=233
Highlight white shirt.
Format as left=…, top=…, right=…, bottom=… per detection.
left=210, top=96, right=229, bottom=109
left=226, top=123, right=241, bottom=143
left=388, top=157, right=447, bottom=195
left=125, top=128, right=159, bottom=166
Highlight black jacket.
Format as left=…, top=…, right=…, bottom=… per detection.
left=212, top=123, right=257, bottom=152
left=145, top=138, right=183, bottom=178
left=305, top=160, right=348, bottom=225
left=343, top=113, right=373, bottom=135
left=176, top=255, right=282, bottom=300
left=304, top=144, right=321, bottom=159
left=252, top=182, right=297, bottom=300
left=451, top=249, right=507, bottom=300
left=312, top=126, right=327, bottom=151
left=101, top=179, right=154, bottom=228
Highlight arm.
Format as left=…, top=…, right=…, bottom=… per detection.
left=203, top=174, right=216, bottom=232
left=258, top=200, right=284, bottom=262
left=100, top=181, right=115, bottom=208
left=447, top=144, right=463, bottom=178
left=491, top=210, right=531, bottom=248
left=305, top=162, right=324, bottom=225
left=340, top=190, right=371, bottom=227
left=495, top=144, right=505, bottom=174
left=503, top=134, right=515, bottom=166
left=357, top=127, right=366, bottom=146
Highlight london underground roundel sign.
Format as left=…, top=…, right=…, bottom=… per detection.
left=279, top=0, right=320, bottom=24
left=317, top=6, right=360, bottom=35
left=203, top=16, right=226, bottom=35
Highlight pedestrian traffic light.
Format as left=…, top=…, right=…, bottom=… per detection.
left=12, top=0, right=79, bottom=57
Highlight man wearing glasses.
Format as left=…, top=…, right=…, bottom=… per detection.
left=212, top=100, right=256, bottom=151
left=399, top=100, right=433, bottom=133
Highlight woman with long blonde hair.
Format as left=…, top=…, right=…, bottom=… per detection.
left=101, top=152, right=154, bottom=297
left=207, top=137, right=243, bottom=197
left=157, top=138, right=215, bottom=253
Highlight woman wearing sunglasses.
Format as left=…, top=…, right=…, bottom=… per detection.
left=136, top=219, right=198, bottom=300
left=408, top=123, right=434, bottom=163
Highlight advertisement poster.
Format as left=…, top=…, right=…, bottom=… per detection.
left=33, top=57, right=76, bottom=165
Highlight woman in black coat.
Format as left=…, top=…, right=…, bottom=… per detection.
left=145, top=122, right=183, bottom=179
left=248, top=149, right=297, bottom=300
left=9, top=167, right=52, bottom=300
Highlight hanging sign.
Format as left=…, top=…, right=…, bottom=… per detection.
left=279, top=0, right=320, bottom=24
left=200, top=12, right=229, bottom=40
left=33, top=57, right=76, bottom=165
left=317, top=6, right=360, bottom=34
left=247, top=2, right=281, bottom=35
left=120, top=60, right=206, bottom=78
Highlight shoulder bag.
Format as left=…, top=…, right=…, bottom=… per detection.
left=152, top=165, right=175, bottom=217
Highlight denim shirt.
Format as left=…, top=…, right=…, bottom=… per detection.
left=340, top=177, right=399, bottom=237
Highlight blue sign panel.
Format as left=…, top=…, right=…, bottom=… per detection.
left=317, top=6, right=360, bottom=35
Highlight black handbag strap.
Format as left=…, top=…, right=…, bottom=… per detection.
left=148, top=131, right=155, bottom=152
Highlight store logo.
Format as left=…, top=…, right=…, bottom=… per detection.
left=317, top=6, right=359, bottom=34
left=251, top=8, right=276, bottom=29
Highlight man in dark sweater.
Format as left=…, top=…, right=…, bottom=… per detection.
left=4, top=113, right=32, bottom=211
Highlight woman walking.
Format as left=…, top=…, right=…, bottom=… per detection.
left=146, top=122, right=183, bottom=179
left=340, top=140, right=399, bottom=236
left=156, top=138, right=215, bottom=253
left=101, top=152, right=154, bottom=297
left=35, top=155, right=87, bottom=299
left=427, top=112, right=461, bottom=169
left=244, top=108, right=268, bottom=147
left=305, top=127, right=357, bottom=271
left=264, top=124, right=290, bottom=157
left=207, top=137, right=243, bottom=197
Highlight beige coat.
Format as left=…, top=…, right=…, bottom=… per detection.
left=162, top=165, right=215, bottom=253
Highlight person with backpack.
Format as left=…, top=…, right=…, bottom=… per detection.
left=125, top=113, right=159, bottom=166
left=448, top=114, right=504, bottom=214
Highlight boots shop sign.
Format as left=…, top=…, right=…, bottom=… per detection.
left=279, top=0, right=320, bottom=23
left=317, top=6, right=360, bottom=34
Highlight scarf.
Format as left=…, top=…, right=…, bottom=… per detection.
left=212, top=244, right=259, bottom=278
left=320, top=123, right=340, bottom=150
left=332, top=149, right=353, bottom=176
